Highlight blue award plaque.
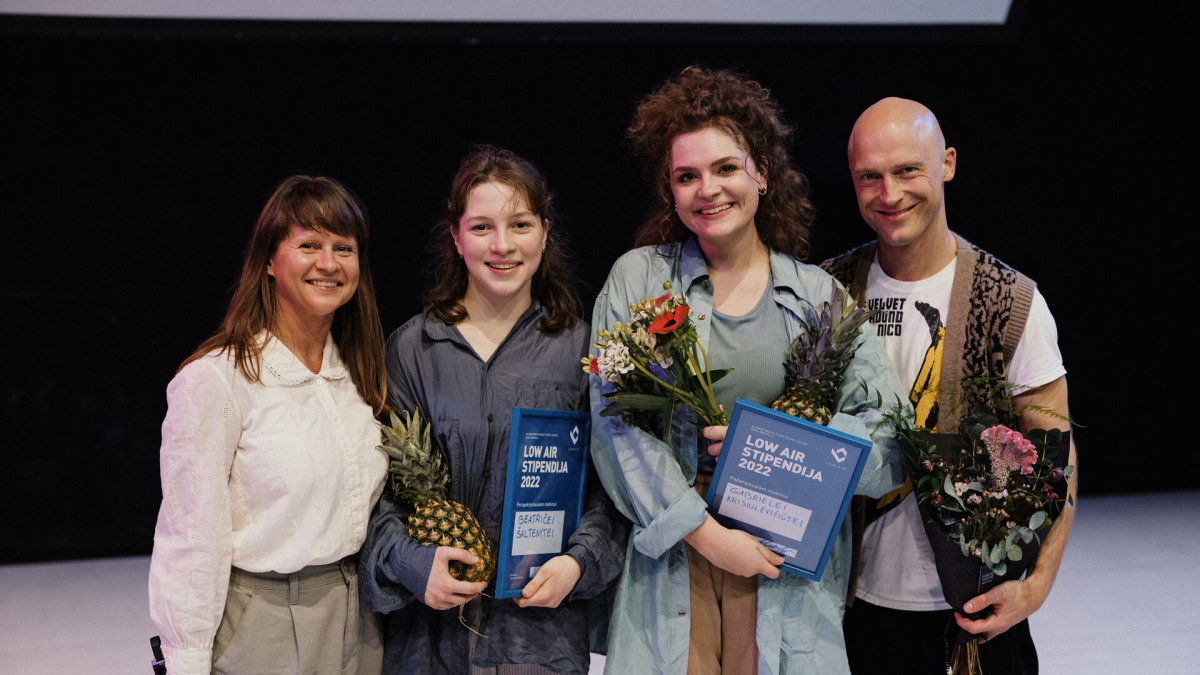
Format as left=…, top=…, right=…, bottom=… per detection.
left=705, top=398, right=872, bottom=580
left=494, top=407, right=591, bottom=599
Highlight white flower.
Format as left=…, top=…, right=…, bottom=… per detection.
left=597, top=342, right=635, bottom=382
left=632, top=326, right=657, bottom=352
left=967, top=494, right=982, bottom=505
left=954, top=481, right=969, bottom=496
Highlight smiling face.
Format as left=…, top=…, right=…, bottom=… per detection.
left=669, top=126, right=767, bottom=251
left=268, top=225, right=360, bottom=328
left=452, top=180, right=547, bottom=311
left=848, top=98, right=956, bottom=254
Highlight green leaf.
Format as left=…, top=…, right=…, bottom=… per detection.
left=943, top=475, right=967, bottom=510
left=989, top=542, right=1005, bottom=564
left=607, top=392, right=672, bottom=410
left=1008, top=545, right=1023, bottom=562
left=1028, top=511, right=1047, bottom=530
left=599, top=403, right=627, bottom=417
left=708, top=368, right=734, bottom=385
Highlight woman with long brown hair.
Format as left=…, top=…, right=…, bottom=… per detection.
left=588, top=67, right=905, bottom=674
left=358, top=145, right=626, bottom=674
left=149, top=175, right=388, bottom=674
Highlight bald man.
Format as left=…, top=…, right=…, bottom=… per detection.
left=822, top=98, right=1077, bottom=674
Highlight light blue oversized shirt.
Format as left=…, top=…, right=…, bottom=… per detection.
left=588, top=239, right=907, bottom=675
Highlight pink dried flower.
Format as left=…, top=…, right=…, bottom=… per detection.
left=982, top=424, right=1038, bottom=485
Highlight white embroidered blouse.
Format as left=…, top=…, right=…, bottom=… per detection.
left=148, top=333, right=387, bottom=675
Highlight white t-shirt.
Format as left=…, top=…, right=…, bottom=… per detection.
left=855, top=255, right=1066, bottom=611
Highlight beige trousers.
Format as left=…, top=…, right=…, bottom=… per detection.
left=688, top=476, right=759, bottom=675
left=212, top=558, right=383, bottom=674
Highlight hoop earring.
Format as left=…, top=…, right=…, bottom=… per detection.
left=758, top=185, right=767, bottom=196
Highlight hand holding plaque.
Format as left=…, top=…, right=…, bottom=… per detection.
left=704, top=399, right=871, bottom=580
left=495, top=407, right=591, bottom=600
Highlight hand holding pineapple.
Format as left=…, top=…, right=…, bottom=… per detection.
left=424, top=547, right=489, bottom=610
left=380, top=410, right=497, bottom=595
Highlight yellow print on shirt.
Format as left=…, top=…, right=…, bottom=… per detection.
left=909, top=301, right=944, bottom=431
left=863, top=300, right=946, bottom=523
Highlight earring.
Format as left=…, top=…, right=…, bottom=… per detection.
left=758, top=185, right=767, bottom=196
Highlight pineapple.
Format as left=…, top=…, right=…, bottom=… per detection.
left=379, top=410, right=495, bottom=583
left=771, top=285, right=878, bottom=425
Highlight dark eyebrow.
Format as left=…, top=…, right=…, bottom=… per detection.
left=671, top=155, right=741, bottom=175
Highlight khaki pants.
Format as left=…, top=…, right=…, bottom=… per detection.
left=688, top=476, right=758, bottom=675
left=213, top=557, right=383, bottom=675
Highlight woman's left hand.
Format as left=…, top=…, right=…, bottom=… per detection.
left=702, top=425, right=728, bottom=458
left=514, top=554, right=582, bottom=609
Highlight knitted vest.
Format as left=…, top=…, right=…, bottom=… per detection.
left=823, top=233, right=1038, bottom=604
left=821, top=232, right=1036, bottom=431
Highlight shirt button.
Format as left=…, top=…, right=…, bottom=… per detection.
left=678, top=610, right=687, bottom=616
left=698, top=314, right=706, bottom=320
left=487, top=413, right=495, bottom=422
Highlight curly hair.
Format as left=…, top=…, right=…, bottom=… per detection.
left=628, top=66, right=814, bottom=260
left=425, top=145, right=580, bottom=332
left=180, top=175, right=387, bottom=415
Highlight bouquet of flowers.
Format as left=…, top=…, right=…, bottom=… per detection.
left=584, top=282, right=730, bottom=438
left=889, top=378, right=1074, bottom=674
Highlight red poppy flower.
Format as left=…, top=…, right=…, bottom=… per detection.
left=649, top=305, right=690, bottom=334
left=654, top=292, right=672, bottom=308
left=589, top=357, right=600, bottom=375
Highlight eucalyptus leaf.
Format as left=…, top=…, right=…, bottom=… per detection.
left=1029, top=511, right=1047, bottom=530
left=989, top=542, right=1005, bottom=564
left=1008, top=545, right=1023, bottom=562
left=943, top=475, right=967, bottom=510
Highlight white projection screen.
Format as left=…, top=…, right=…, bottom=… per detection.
left=0, top=1, right=1014, bottom=26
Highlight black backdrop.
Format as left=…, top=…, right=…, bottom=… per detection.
left=1, top=3, right=1188, bottom=563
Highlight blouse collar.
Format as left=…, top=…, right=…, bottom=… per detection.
left=260, top=332, right=349, bottom=385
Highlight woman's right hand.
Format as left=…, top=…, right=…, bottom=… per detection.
left=424, top=546, right=489, bottom=610
left=702, top=425, right=728, bottom=457
left=684, top=515, right=784, bottom=579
